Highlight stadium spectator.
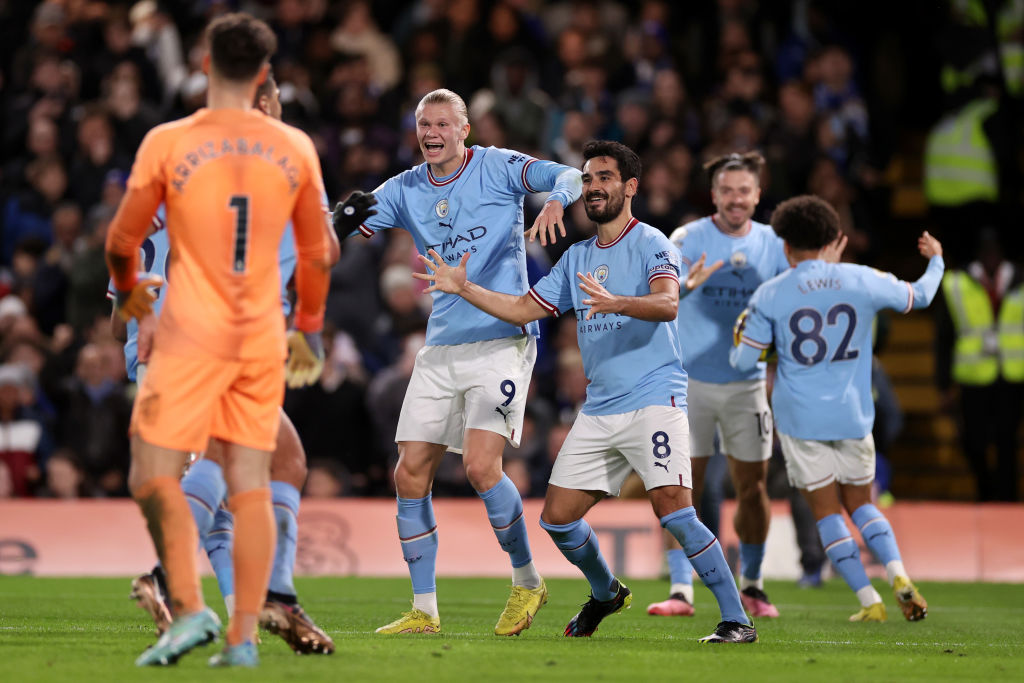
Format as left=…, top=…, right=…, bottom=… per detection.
left=369, top=264, right=429, bottom=367
left=304, top=459, right=349, bottom=498
left=365, top=330, right=424, bottom=478
left=764, top=80, right=818, bottom=198
left=284, top=327, right=380, bottom=495
left=0, top=460, right=13, bottom=499
left=104, top=67, right=161, bottom=162
left=77, top=8, right=161, bottom=104
left=2, top=156, right=65, bottom=265
left=52, top=343, right=130, bottom=497
left=36, top=447, right=86, bottom=498
left=329, top=0, right=402, bottom=92
left=807, top=157, right=872, bottom=262
left=66, top=206, right=115, bottom=335
left=0, top=362, right=52, bottom=497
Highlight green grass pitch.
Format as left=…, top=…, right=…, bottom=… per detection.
left=1, top=576, right=1021, bottom=681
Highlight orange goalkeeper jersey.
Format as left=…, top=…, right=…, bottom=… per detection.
left=106, top=107, right=331, bottom=361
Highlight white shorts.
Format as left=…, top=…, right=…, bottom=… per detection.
left=777, top=431, right=876, bottom=492
left=395, top=335, right=536, bottom=452
left=687, top=378, right=772, bottom=462
left=549, top=405, right=692, bottom=496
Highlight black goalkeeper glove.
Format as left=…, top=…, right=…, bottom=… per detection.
left=332, top=191, right=378, bottom=237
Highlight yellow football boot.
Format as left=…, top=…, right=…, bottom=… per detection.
left=495, top=580, right=548, bottom=636
left=375, top=608, right=440, bottom=634
left=848, top=602, right=888, bottom=622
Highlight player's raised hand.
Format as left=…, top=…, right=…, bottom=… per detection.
left=526, top=199, right=566, bottom=246
left=331, top=191, right=377, bottom=237
left=918, top=231, right=942, bottom=258
left=578, top=271, right=619, bottom=320
left=114, top=275, right=163, bottom=322
left=821, top=233, right=848, bottom=263
left=684, top=253, right=724, bottom=291
left=413, top=248, right=469, bottom=294
left=285, top=329, right=324, bottom=389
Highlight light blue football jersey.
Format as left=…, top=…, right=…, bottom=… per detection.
left=676, top=216, right=789, bottom=383
left=358, top=145, right=580, bottom=346
left=731, top=256, right=945, bottom=439
left=530, top=218, right=688, bottom=416
left=109, top=205, right=297, bottom=381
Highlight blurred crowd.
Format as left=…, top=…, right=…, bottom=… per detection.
left=0, top=0, right=1019, bottom=501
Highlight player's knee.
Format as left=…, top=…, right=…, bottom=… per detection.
left=463, top=457, right=501, bottom=492
left=649, top=485, right=691, bottom=519
left=539, top=509, right=575, bottom=527
left=735, top=474, right=768, bottom=504
left=393, top=459, right=428, bottom=496
left=270, top=450, right=307, bottom=489
left=127, top=467, right=147, bottom=498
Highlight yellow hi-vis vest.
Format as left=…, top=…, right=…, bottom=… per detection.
left=945, top=0, right=1024, bottom=96
left=924, top=99, right=998, bottom=206
left=942, top=272, right=1024, bottom=384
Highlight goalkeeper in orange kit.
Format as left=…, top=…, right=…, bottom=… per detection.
left=106, top=13, right=331, bottom=668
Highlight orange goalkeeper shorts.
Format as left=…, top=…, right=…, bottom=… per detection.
left=131, top=350, right=284, bottom=453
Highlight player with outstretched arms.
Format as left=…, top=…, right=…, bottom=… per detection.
left=332, top=88, right=582, bottom=636
left=731, top=195, right=940, bottom=623
left=105, top=14, right=332, bottom=667
left=416, top=140, right=757, bottom=643
left=650, top=152, right=844, bottom=619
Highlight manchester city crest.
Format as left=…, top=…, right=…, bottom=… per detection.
left=435, top=198, right=449, bottom=218
left=594, top=264, right=610, bottom=283
left=730, top=250, right=748, bottom=268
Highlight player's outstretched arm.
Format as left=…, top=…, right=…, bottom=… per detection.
left=907, top=230, right=945, bottom=309
left=526, top=199, right=567, bottom=246
left=525, top=165, right=583, bottom=246
left=414, top=248, right=548, bottom=326
left=918, top=230, right=942, bottom=259
left=578, top=273, right=678, bottom=322
left=331, top=190, right=378, bottom=240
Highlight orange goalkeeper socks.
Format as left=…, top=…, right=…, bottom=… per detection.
left=134, top=475, right=203, bottom=615
left=226, top=487, right=275, bottom=645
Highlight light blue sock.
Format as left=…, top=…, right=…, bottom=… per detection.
left=851, top=504, right=901, bottom=566
left=666, top=549, right=693, bottom=587
left=817, top=513, right=871, bottom=592
left=181, top=458, right=227, bottom=544
left=479, top=474, right=532, bottom=568
left=661, top=507, right=748, bottom=624
left=540, top=518, right=617, bottom=601
left=205, top=507, right=234, bottom=601
left=396, top=495, right=438, bottom=594
left=738, top=542, right=766, bottom=582
left=269, top=481, right=301, bottom=597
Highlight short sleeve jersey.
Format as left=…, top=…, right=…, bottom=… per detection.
left=357, top=145, right=551, bottom=346
left=740, top=260, right=919, bottom=439
left=529, top=218, right=688, bottom=416
left=677, top=216, right=789, bottom=382
left=110, top=108, right=329, bottom=361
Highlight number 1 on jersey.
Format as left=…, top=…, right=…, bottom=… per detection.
left=228, top=195, right=250, bottom=273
